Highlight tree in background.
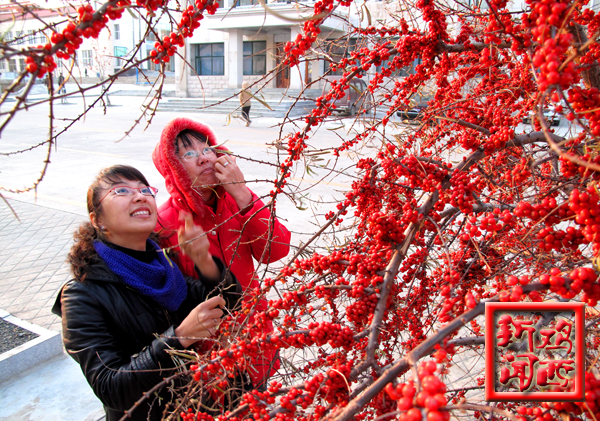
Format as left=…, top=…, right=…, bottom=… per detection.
left=3, top=0, right=600, bottom=419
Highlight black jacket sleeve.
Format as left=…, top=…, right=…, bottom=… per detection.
left=57, top=281, right=182, bottom=412
left=53, top=257, right=242, bottom=414
left=190, top=256, right=243, bottom=312
left=58, top=279, right=195, bottom=413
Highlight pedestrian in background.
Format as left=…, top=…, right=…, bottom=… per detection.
left=58, top=72, right=66, bottom=103
left=45, top=73, right=52, bottom=95
left=239, top=81, right=252, bottom=127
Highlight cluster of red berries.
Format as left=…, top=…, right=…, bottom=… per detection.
left=180, top=408, right=215, bottom=421
left=513, top=405, right=552, bottom=421
left=24, top=47, right=56, bottom=77
left=150, top=37, right=178, bottom=64
left=150, top=1, right=219, bottom=64
left=27, top=1, right=117, bottom=76
left=536, top=225, right=583, bottom=252
left=514, top=196, right=573, bottom=225
left=25, top=0, right=217, bottom=79
left=538, top=267, right=568, bottom=295
left=459, top=209, right=513, bottom=242
left=346, top=293, right=379, bottom=326
left=572, top=371, right=600, bottom=419
left=505, top=161, right=531, bottom=187
left=440, top=270, right=461, bottom=295
left=524, top=0, right=577, bottom=92
left=484, top=4, right=515, bottom=45
left=135, top=0, right=166, bottom=13
left=308, top=358, right=353, bottom=405
left=567, top=266, right=600, bottom=305
left=366, top=211, right=406, bottom=244
left=448, top=171, right=475, bottom=214
left=179, top=4, right=203, bottom=35
left=569, top=186, right=600, bottom=254
left=300, top=321, right=354, bottom=349
left=566, top=87, right=600, bottom=136
left=237, top=386, right=276, bottom=420
left=283, top=18, right=325, bottom=66
left=387, top=155, right=450, bottom=193
left=535, top=266, right=600, bottom=304
left=384, top=361, right=449, bottom=421
left=484, top=126, right=514, bottom=153
left=561, top=152, right=600, bottom=179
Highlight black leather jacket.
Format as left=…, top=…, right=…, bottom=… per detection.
left=52, top=257, right=241, bottom=421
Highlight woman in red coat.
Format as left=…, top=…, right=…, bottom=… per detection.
left=152, top=117, right=291, bottom=388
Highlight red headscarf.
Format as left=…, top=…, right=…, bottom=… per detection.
left=152, top=118, right=229, bottom=218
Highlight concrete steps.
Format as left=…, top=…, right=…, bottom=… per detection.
left=157, top=88, right=322, bottom=117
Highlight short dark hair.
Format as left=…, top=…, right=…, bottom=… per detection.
left=175, top=129, right=208, bottom=154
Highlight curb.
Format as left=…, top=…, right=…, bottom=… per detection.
left=0, top=309, right=63, bottom=384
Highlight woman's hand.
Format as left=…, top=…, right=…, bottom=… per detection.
left=178, top=212, right=219, bottom=281
left=175, top=296, right=226, bottom=348
left=215, top=155, right=252, bottom=211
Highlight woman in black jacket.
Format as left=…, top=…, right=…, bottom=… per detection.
left=52, top=165, right=242, bottom=421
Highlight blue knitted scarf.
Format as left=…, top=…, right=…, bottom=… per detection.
left=93, top=240, right=187, bottom=311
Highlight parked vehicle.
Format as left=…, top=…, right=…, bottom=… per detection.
left=397, top=94, right=434, bottom=123
left=522, top=107, right=561, bottom=126
left=322, top=76, right=373, bottom=116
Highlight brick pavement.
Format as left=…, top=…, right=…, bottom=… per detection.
left=0, top=199, right=85, bottom=332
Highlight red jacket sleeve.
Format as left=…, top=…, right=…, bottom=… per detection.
left=155, top=199, right=197, bottom=278
left=232, top=190, right=291, bottom=264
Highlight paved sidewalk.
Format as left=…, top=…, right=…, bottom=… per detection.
left=0, top=198, right=106, bottom=420
left=0, top=199, right=85, bottom=332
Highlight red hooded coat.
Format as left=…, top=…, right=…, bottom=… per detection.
left=152, top=118, right=291, bottom=386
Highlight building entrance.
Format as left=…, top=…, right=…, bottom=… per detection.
left=275, top=43, right=290, bottom=88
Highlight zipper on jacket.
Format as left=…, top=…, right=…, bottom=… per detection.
left=124, top=284, right=174, bottom=326
left=163, top=308, right=173, bottom=326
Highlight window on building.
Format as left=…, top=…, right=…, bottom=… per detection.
left=27, top=30, right=35, bottom=44
left=81, top=50, right=93, bottom=67
left=235, top=0, right=259, bottom=5
left=15, top=31, right=24, bottom=45
left=18, top=58, right=25, bottom=71
left=114, top=24, right=120, bottom=40
left=374, top=39, right=404, bottom=77
left=396, top=57, right=422, bottom=77
left=149, top=56, right=174, bottom=72
left=243, top=41, right=266, bottom=75
left=4, top=31, right=13, bottom=43
left=114, top=46, right=127, bottom=67
left=37, top=31, right=46, bottom=44
left=374, top=56, right=421, bottom=77
left=323, top=38, right=360, bottom=75
left=9, top=59, right=16, bottom=72
left=195, top=43, right=224, bottom=76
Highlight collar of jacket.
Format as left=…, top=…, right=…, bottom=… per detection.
left=51, top=259, right=127, bottom=318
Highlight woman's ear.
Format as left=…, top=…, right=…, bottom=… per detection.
left=90, top=212, right=104, bottom=231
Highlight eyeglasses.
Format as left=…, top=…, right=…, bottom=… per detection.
left=179, top=147, right=216, bottom=162
left=99, top=186, right=159, bottom=204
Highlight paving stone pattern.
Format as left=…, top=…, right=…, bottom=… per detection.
left=0, top=199, right=85, bottom=332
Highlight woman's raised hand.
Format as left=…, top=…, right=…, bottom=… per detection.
left=178, top=212, right=219, bottom=280
left=215, top=155, right=252, bottom=211
left=175, top=296, right=226, bottom=348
